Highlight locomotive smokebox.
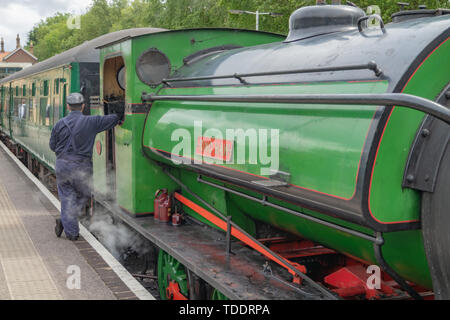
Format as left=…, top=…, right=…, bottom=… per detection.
left=285, top=4, right=366, bottom=42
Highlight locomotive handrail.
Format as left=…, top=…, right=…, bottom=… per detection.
left=142, top=93, right=450, bottom=124
left=161, top=61, right=384, bottom=85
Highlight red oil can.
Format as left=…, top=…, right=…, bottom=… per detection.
left=172, top=213, right=183, bottom=227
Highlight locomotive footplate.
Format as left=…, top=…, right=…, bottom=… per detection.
left=94, top=197, right=329, bottom=300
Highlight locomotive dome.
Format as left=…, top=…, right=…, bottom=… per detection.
left=285, top=4, right=366, bottom=42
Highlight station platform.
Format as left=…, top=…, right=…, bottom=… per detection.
left=0, top=142, right=154, bottom=300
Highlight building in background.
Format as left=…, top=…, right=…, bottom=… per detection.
left=0, top=35, right=38, bottom=79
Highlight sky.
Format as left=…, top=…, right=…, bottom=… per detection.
left=0, top=0, right=93, bottom=51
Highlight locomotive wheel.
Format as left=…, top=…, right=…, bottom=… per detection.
left=211, top=289, right=229, bottom=301
left=422, top=142, right=450, bottom=300
left=157, top=250, right=189, bottom=300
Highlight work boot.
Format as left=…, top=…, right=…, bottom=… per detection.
left=66, top=235, right=80, bottom=242
left=55, top=219, right=64, bottom=238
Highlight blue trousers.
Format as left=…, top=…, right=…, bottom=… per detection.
left=55, top=155, right=93, bottom=238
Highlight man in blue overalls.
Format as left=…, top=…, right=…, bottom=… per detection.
left=50, top=93, right=121, bottom=241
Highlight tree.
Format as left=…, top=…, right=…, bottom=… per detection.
left=27, top=13, right=73, bottom=61
left=26, top=0, right=450, bottom=61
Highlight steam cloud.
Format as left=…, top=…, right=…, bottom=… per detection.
left=57, top=159, right=150, bottom=261
left=87, top=211, right=151, bottom=261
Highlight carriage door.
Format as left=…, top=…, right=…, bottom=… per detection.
left=102, top=56, right=126, bottom=200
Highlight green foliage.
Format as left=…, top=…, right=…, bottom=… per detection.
left=27, top=0, right=450, bottom=61
left=27, top=13, right=73, bottom=60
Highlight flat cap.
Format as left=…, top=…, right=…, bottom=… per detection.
left=67, top=93, right=85, bottom=105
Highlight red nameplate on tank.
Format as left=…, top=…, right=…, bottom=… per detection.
left=196, top=136, right=233, bottom=162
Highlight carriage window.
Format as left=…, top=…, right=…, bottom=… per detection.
left=45, top=104, right=51, bottom=126
left=43, top=80, right=49, bottom=96
left=19, top=103, right=27, bottom=120
left=23, top=85, right=26, bottom=96
left=32, top=83, right=36, bottom=96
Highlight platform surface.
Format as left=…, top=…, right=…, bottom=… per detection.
left=0, top=146, right=137, bottom=300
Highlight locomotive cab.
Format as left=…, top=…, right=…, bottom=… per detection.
left=102, top=55, right=126, bottom=199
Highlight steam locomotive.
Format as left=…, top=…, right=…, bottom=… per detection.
left=1, top=3, right=449, bottom=300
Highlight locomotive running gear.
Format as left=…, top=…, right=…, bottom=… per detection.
left=50, top=110, right=120, bottom=239
left=66, top=93, right=85, bottom=105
